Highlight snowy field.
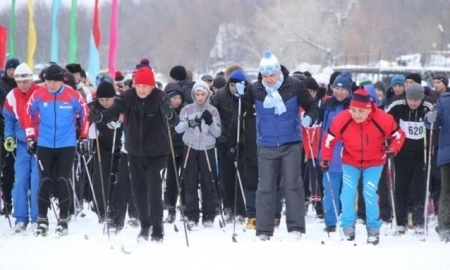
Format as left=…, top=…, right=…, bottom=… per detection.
left=1, top=206, right=448, bottom=270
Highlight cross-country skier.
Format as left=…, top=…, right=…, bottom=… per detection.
left=238, top=50, right=320, bottom=241
left=88, top=67, right=179, bottom=242
left=385, top=83, right=434, bottom=234
left=24, top=64, right=90, bottom=237
left=3, top=63, right=44, bottom=233
left=321, top=89, right=405, bottom=245
left=175, top=80, right=221, bottom=229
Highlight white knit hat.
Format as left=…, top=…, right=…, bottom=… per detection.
left=259, top=50, right=280, bottom=75
left=14, top=63, right=33, bottom=81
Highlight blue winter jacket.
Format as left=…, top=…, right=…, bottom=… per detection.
left=243, top=66, right=319, bottom=147
left=425, top=91, right=450, bottom=167
left=318, top=95, right=352, bottom=172
left=26, top=85, right=89, bottom=148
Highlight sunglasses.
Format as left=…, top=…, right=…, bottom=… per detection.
left=14, top=73, right=33, bottom=79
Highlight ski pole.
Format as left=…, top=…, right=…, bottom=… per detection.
left=82, top=154, right=100, bottom=221
left=424, top=121, right=434, bottom=237
left=386, top=153, right=398, bottom=235
left=198, top=126, right=226, bottom=233
left=94, top=135, right=109, bottom=238
left=166, top=118, right=189, bottom=247
left=325, top=171, right=343, bottom=240
left=104, top=124, right=118, bottom=230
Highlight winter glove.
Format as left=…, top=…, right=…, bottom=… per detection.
left=385, top=146, right=396, bottom=158
left=188, top=117, right=201, bottom=129
left=319, top=160, right=329, bottom=172
left=88, top=107, right=103, bottom=123
left=160, top=96, right=173, bottom=119
left=78, top=139, right=89, bottom=155
left=425, top=110, right=437, bottom=124
left=235, top=81, right=245, bottom=96
left=107, top=120, right=122, bottom=129
left=4, top=137, right=16, bottom=152
left=302, top=115, right=312, bottom=128
left=201, top=110, right=213, bottom=125
left=26, top=137, right=37, bottom=155
left=228, top=147, right=237, bottom=161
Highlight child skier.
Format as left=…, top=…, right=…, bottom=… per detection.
left=321, top=89, right=405, bottom=245
left=175, top=80, right=221, bottom=229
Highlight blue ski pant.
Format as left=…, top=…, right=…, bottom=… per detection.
left=341, top=164, right=383, bottom=229
left=12, top=141, right=40, bottom=224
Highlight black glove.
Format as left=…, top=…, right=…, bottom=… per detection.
left=88, top=107, right=103, bottom=123
left=228, top=147, right=237, bottom=161
left=201, top=110, right=213, bottom=125
left=160, top=96, right=173, bottom=119
left=320, top=160, right=329, bottom=172
left=27, top=137, right=37, bottom=155
left=188, top=117, right=201, bottom=128
left=78, top=139, right=89, bottom=155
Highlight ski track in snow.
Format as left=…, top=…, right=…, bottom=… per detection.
left=1, top=208, right=448, bottom=270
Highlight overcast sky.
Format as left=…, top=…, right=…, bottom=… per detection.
left=0, top=0, right=113, bottom=10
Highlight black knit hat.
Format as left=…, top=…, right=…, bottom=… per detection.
left=96, top=81, right=116, bottom=98
left=213, top=76, right=226, bottom=89
left=405, top=73, right=421, bottom=84
left=44, top=64, right=64, bottom=81
left=304, top=77, right=319, bottom=91
left=5, top=58, right=20, bottom=70
left=169, top=65, right=187, bottom=81
left=434, top=74, right=448, bottom=87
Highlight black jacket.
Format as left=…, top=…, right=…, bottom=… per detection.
left=385, top=95, right=434, bottom=153
left=88, top=99, right=123, bottom=153
left=227, top=103, right=257, bottom=167
left=211, top=85, right=240, bottom=143
left=178, top=79, right=195, bottom=104
left=100, top=88, right=179, bottom=157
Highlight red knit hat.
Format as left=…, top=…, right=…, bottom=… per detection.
left=134, top=67, right=155, bottom=86
left=350, top=89, right=371, bottom=109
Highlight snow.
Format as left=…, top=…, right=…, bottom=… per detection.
left=1, top=206, right=448, bottom=270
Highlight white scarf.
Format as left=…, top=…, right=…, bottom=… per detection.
left=262, top=73, right=286, bottom=115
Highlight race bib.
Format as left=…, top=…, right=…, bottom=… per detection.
left=399, top=119, right=424, bottom=140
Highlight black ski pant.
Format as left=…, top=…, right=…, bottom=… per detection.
left=183, top=147, right=216, bottom=223
left=92, top=148, right=119, bottom=220
left=439, top=163, right=450, bottom=230
left=357, top=161, right=391, bottom=222
left=394, top=151, right=426, bottom=227
left=108, top=152, right=137, bottom=230
left=128, top=153, right=166, bottom=238
left=37, top=146, right=76, bottom=219
left=217, top=141, right=246, bottom=217
left=1, top=149, right=15, bottom=206
left=164, top=153, right=185, bottom=207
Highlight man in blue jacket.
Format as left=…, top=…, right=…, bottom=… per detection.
left=425, top=86, right=450, bottom=242
left=239, top=50, right=319, bottom=240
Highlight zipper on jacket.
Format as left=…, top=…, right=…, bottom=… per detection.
left=360, top=124, right=363, bottom=168
left=276, top=114, right=279, bottom=146
left=54, top=95, right=57, bottom=148
left=140, top=101, right=145, bottom=156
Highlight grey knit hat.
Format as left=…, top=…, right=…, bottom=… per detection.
left=406, top=83, right=424, bottom=100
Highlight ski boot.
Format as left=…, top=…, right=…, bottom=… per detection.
left=55, top=218, right=69, bottom=237
left=151, top=235, right=163, bottom=242
left=164, top=206, right=176, bottom=224
left=35, top=217, right=49, bottom=237
left=137, top=227, right=150, bottom=242
left=323, top=226, right=336, bottom=232
left=367, top=228, right=380, bottom=245
left=13, top=222, right=27, bottom=234
left=127, top=218, right=139, bottom=228
left=258, top=234, right=270, bottom=241
left=414, top=226, right=425, bottom=235
left=245, top=218, right=256, bottom=230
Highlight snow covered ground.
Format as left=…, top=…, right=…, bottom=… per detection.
left=1, top=206, right=448, bottom=270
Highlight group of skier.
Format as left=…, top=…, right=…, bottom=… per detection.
left=0, top=49, right=449, bottom=245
